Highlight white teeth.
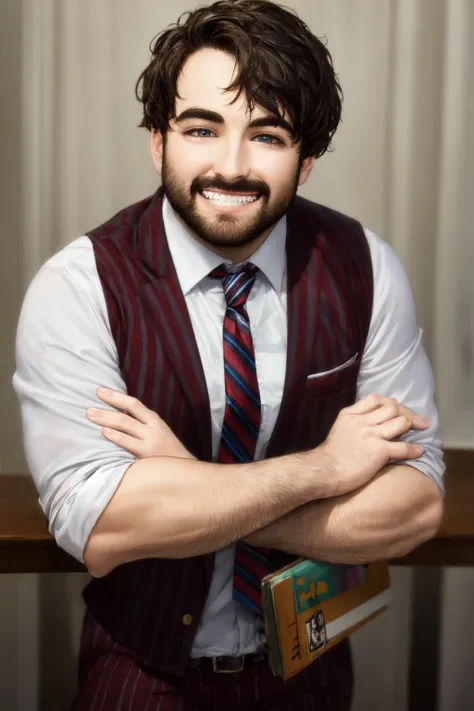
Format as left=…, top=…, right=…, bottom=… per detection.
left=201, top=190, right=259, bottom=205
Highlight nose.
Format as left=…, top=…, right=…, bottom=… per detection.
left=213, top=136, right=251, bottom=184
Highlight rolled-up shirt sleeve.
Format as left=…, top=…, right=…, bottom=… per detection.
left=13, top=238, right=136, bottom=562
left=359, top=229, right=445, bottom=492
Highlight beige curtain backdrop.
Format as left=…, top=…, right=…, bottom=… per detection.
left=1, top=0, right=473, bottom=709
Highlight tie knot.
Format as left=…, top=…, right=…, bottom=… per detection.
left=209, top=263, right=259, bottom=308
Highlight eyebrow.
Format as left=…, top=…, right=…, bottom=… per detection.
left=175, top=107, right=294, bottom=136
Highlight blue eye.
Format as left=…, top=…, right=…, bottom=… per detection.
left=187, top=128, right=214, bottom=138
left=254, top=134, right=282, bottom=145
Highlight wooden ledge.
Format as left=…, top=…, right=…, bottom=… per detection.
left=0, top=449, right=473, bottom=573
left=0, top=475, right=85, bottom=573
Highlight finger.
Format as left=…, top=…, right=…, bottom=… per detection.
left=365, top=401, right=399, bottom=425
left=87, top=408, right=144, bottom=438
left=101, top=427, right=144, bottom=457
left=377, top=415, right=415, bottom=440
left=387, top=441, right=424, bottom=460
left=397, top=405, right=430, bottom=430
left=96, top=388, right=152, bottom=424
left=367, top=402, right=430, bottom=430
left=347, top=393, right=389, bottom=415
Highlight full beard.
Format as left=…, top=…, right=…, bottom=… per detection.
left=161, top=157, right=299, bottom=250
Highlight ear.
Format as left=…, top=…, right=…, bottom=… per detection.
left=298, top=155, right=316, bottom=186
left=150, top=130, right=164, bottom=173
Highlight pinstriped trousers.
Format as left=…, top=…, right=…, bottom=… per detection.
left=71, top=609, right=353, bottom=711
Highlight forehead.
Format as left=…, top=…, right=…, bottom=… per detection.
left=175, top=47, right=272, bottom=122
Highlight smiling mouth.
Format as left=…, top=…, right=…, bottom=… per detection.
left=199, top=189, right=261, bottom=205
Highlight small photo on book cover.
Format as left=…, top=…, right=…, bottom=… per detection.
left=305, top=609, right=327, bottom=653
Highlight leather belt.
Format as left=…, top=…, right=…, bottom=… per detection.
left=187, top=650, right=267, bottom=674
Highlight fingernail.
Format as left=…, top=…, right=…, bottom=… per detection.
left=87, top=408, right=99, bottom=416
left=415, top=444, right=424, bottom=454
left=97, top=388, right=109, bottom=395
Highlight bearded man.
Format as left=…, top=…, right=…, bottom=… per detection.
left=14, top=1, right=444, bottom=709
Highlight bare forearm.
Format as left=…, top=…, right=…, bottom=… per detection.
left=244, top=465, right=444, bottom=563
left=84, top=452, right=332, bottom=576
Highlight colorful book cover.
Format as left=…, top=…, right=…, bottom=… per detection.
left=262, top=559, right=391, bottom=679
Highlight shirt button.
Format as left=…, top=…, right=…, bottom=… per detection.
left=182, top=614, right=193, bottom=626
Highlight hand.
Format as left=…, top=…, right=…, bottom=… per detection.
left=319, top=393, right=430, bottom=496
left=86, top=388, right=194, bottom=460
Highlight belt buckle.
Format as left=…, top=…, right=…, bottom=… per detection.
left=212, top=655, right=245, bottom=673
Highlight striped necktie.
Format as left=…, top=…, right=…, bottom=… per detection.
left=209, top=263, right=269, bottom=614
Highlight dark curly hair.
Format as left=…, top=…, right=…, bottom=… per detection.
left=135, top=0, right=343, bottom=160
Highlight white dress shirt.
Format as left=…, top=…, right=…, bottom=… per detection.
left=13, top=196, right=444, bottom=658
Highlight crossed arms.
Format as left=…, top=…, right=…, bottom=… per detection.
left=83, top=390, right=443, bottom=577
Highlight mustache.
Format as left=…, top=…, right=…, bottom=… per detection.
left=191, top=176, right=269, bottom=197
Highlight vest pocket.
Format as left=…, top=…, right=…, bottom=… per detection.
left=304, top=358, right=359, bottom=399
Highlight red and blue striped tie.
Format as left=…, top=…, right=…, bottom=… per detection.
left=210, top=263, right=269, bottom=614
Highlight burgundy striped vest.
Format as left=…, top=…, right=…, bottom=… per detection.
left=83, top=190, right=373, bottom=676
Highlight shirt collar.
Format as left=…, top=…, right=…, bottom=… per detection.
left=162, top=195, right=287, bottom=297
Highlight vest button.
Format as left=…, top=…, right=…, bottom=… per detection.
left=182, top=613, right=193, bottom=626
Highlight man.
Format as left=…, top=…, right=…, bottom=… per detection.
left=13, top=1, right=444, bottom=709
